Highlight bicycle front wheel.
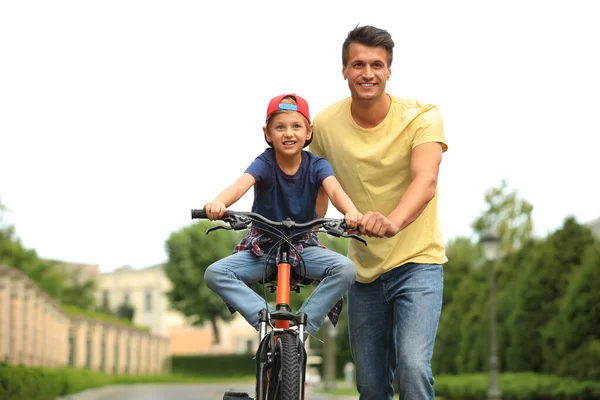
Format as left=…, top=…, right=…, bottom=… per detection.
left=267, top=333, right=303, bottom=400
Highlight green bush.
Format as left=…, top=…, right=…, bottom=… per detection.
left=0, top=363, right=199, bottom=400
left=170, top=354, right=255, bottom=377
left=434, top=373, right=600, bottom=400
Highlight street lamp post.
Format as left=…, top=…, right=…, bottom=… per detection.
left=479, top=228, right=502, bottom=400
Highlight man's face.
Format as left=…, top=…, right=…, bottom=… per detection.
left=343, top=43, right=391, bottom=102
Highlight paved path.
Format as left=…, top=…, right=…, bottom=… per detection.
left=57, top=383, right=357, bottom=400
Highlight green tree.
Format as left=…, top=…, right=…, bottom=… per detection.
left=61, top=278, right=98, bottom=310
left=505, top=216, right=595, bottom=373
left=546, top=241, right=600, bottom=379
left=1, top=199, right=65, bottom=298
left=472, top=179, right=534, bottom=254
left=433, top=236, right=479, bottom=373
left=115, top=301, right=136, bottom=322
left=164, top=220, right=244, bottom=344
left=1, top=198, right=98, bottom=309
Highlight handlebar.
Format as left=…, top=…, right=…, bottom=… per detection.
left=190, top=209, right=367, bottom=245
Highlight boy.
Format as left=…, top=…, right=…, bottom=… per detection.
left=203, top=93, right=362, bottom=335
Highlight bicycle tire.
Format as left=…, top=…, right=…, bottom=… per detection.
left=267, top=333, right=302, bottom=400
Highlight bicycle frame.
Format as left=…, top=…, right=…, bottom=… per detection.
left=191, top=209, right=365, bottom=400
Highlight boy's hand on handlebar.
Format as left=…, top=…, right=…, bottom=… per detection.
left=344, top=211, right=363, bottom=230
left=359, top=211, right=400, bottom=238
left=204, top=202, right=226, bottom=220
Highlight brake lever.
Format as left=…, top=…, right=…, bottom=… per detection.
left=206, top=225, right=232, bottom=234
left=223, top=214, right=251, bottom=230
left=344, top=233, right=368, bottom=246
left=323, top=220, right=368, bottom=246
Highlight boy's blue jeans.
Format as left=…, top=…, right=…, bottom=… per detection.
left=348, top=263, right=443, bottom=400
left=204, top=246, right=356, bottom=334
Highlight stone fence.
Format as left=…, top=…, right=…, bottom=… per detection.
left=0, top=264, right=169, bottom=374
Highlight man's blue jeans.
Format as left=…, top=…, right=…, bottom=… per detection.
left=205, top=246, right=356, bottom=334
left=348, top=263, right=443, bottom=400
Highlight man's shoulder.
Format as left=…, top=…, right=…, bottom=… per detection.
left=390, top=95, right=438, bottom=113
left=390, top=95, right=442, bottom=126
left=314, top=97, right=351, bottom=123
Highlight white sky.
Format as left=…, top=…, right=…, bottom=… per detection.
left=1, top=1, right=598, bottom=273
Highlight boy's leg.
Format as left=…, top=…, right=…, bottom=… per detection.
left=390, top=263, right=443, bottom=400
left=295, top=246, right=356, bottom=334
left=348, top=279, right=396, bottom=400
left=204, top=251, right=276, bottom=330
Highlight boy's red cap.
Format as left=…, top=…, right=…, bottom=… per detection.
left=265, top=93, right=312, bottom=148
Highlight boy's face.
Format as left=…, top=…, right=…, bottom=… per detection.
left=263, top=111, right=312, bottom=156
left=342, top=42, right=391, bottom=102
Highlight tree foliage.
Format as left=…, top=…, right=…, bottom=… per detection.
left=472, top=179, right=534, bottom=254
left=164, top=220, right=244, bottom=344
left=431, top=182, right=599, bottom=380
left=0, top=198, right=97, bottom=309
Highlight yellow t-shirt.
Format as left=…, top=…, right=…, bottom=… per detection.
left=310, top=95, right=448, bottom=283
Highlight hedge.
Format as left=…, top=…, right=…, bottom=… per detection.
left=170, top=354, right=255, bottom=377
left=0, top=363, right=197, bottom=400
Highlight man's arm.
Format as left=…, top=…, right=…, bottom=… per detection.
left=359, top=142, right=443, bottom=238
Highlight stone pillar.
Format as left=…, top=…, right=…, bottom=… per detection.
left=158, top=337, right=170, bottom=374
left=127, top=331, right=137, bottom=375
left=89, top=322, right=103, bottom=371
left=9, top=279, right=24, bottom=364
left=31, top=292, right=43, bottom=366
left=72, top=319, right=88, bottom=368
left=103, top=325, right=117, bottom=374
left=49, top=306, right=58, bottom=366
left=138, top=335, right=149, bottom=375
left=0, top=273, right=10, bottom=362
left=116, top=328, right=128, bottom=375
left=58, top=309, right=70, bottom=367
left=98, top=327, right=109, bottom=373
left=22, top=283, right=35, bottom=366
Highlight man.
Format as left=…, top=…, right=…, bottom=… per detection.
left=310, top=25, right=448, bottom=400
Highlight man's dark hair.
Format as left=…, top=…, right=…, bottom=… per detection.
left=342, top=25, right=395, bottom=67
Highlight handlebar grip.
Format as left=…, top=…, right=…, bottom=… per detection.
left=191, top=209, right=208, bottom=219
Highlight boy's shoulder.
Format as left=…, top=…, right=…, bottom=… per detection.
left=255, top=147, right=275, bottom=161
left=303, top=149, right=327, bottom=164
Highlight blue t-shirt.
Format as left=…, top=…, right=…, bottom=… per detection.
left=245, top=148, right=335, bottom=226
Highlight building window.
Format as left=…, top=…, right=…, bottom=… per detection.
left=145, top=289, right=152, bottom=312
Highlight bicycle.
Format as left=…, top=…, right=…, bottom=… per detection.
left=191, top=208, right=366, bottom=400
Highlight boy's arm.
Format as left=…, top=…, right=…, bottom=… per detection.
left=321, top=176, right=362, bottom=227
left=204, top=173, right=255, bottom=220
left=315, top=186, right=329, bottom=218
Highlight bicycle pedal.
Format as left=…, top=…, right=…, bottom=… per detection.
left=223, top=392, right=252, bottom=399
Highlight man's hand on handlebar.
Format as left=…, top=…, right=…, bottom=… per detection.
left=359, top=211, right=401, bottom=238
left=204, top=201, right=227, bottom=221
